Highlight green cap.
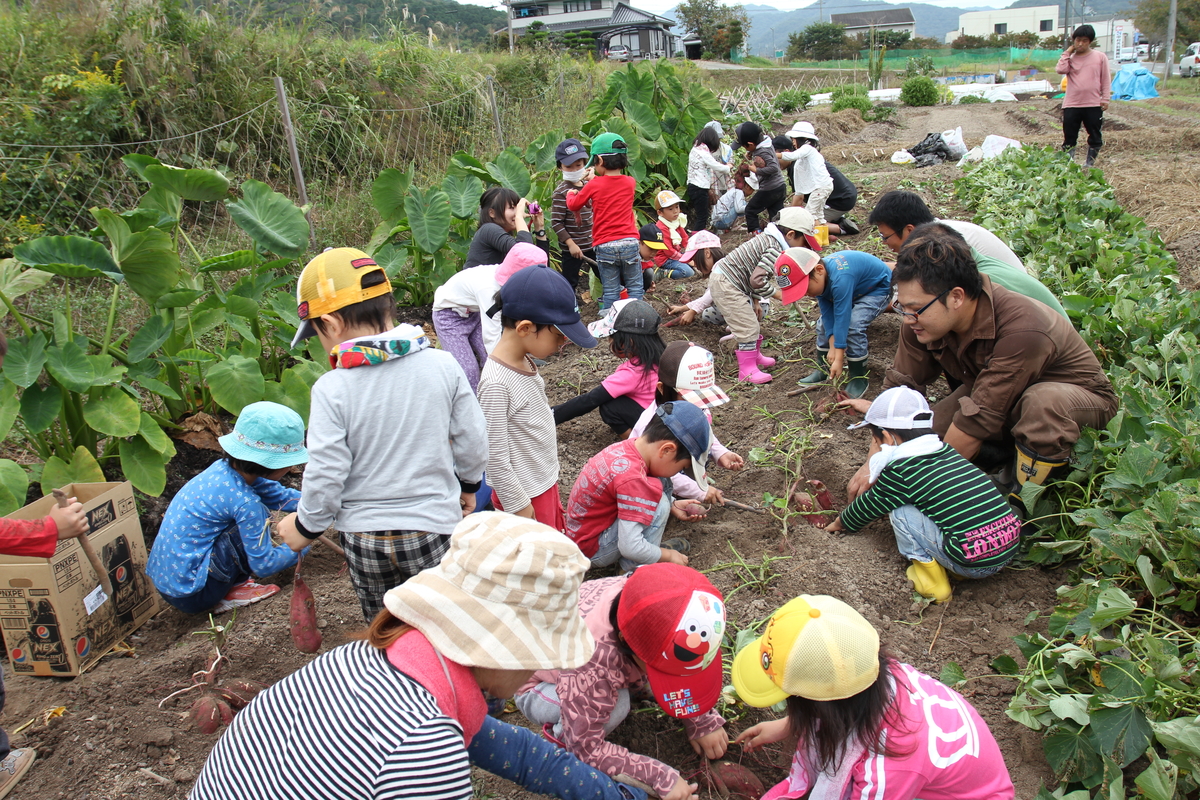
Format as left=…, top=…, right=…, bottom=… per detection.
left=586, top=132, right=628, bottom=167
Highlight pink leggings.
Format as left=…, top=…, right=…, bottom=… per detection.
left=432, top=308, right=487, bottom=392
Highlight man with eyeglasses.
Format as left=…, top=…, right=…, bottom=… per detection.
left=843, top=223, right=1117, bottom=504
left=869, top=190, right=1025, bottom=271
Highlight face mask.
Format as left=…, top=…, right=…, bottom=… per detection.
left=562, top=168, right=586, bottom=182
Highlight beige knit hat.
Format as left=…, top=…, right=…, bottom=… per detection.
left=382, top=512, right=596, bottom=671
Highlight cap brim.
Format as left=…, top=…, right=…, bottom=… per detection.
left=645, top=655, right=723, bottom=719
left=556, top=320, right=598, bottom=349
left=291, top=319, right=317, bottom=349
left=731, top=636, right=789, bottom=708
left=681, top=387, right=730, bottom=410
left=847, top=420, right=871, bottom=430
left=643, top=241, right=668, bottom=250
left=804, top=233, right=822, bottom=251
left=779, top=273, right=810, bottom=305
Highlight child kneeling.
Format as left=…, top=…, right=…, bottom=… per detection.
left=147, top=402, right=309, bottom=614
left=733, top=594, right=1015, bottom=800
left=564, top=402, right=711, bottom=570
left=516, top=563, right=729, bottom=800
left=827, top=387, right=1021, bottom=603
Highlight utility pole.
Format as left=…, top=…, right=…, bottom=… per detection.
left=1163, top=0, right=1178, bottom=86
left=505, top=0, right=515, bottom=53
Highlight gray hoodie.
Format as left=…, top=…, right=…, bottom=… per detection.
left=297, top=324, right=488, bottom=536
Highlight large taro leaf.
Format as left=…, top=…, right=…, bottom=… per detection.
left=13, top=236, right=122, bottom=282
left=0, top=459, right=29, bottom=516
left=140, top=185, right=182, bottom=228
left=1, top=332, right=48, bottom=388
left=143, top=164, right=230, bottom=202
left=90, top=207, right=131, bottom=256
left=442, top=175, right=485, bottom=220
left=485, top=151, right=532, bottom=197
left=199, top=250, right=260, bottom=273
left=19, top=383, right=61, bottom=434
left=122, top=154, right=161, bottom=181
left=623, top=98, right=661, bottom=141
left=0, top=381, right=17, bottom=441
left=206, top=355, right=265, bottom=415
left=118, top=227, right=181, bottom=304
left=621, top=67, right=655, bottom=106
left=525, top=131, right=564, bottom=174
left=138, top=412, right=176, bottom=458
left=372, top=243, right=409, bottom=279
left=45, top=341, right=96, bottom=394
left=0, top=259, right=53, bottom=320
left=225, top=180, right=310, bottom=259
left=447, top=152, right=491, bottom=182
left=372, top=167, right=414, bottom=224
left=403, top=185, right=452, bottom=255
left=118, top=436, right=168, bottom=496
left=82, top=385, right=141, bottom=438
left=586, top=79, right=622, bottom=122
left=40, top=446, right=106, bottom=496
left=639, top=135, right=668, bottom=165
left=263, top=367, right=311, bottom=424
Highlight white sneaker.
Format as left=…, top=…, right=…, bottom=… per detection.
left=0, top=749, right=36, bottom=800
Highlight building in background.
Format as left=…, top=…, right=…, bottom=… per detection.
left=829, top=8, right=916, bottom=39
left=504, top=0, right=676, bottom=58
left=947, top=5, right=1059, bottom=43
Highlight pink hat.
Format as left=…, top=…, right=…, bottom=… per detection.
left=497, top=243, right=548, bottom=285
left=680, top=231, right=721, bottom=263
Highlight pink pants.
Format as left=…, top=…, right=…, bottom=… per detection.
left=432, top=308, right=487, bottom=392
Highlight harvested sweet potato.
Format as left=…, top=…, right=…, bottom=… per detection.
left=684, top=503, right=707, bottom=517
left=190, top=692, right=224, bottom=734
left=792, top=488, right=829, bottom=526
left=218, top=678, right=268, bottom=710
left=290, top=566, right=322, bottom=654
left=808, top=479, right=836, bottom=512
left=217, top=697, right=236, bottom=726
left=709, top=761, right=765, bottom=800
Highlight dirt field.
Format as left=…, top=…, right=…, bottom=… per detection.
left=5, top=92, right=1199, bottom=800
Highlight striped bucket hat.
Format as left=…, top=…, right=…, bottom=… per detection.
left=382, top=512, right=596, bottom=671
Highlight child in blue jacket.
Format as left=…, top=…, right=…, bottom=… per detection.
left=147, top=402, right=310, bottom=614
left=789, top=248, right=892, bottom=398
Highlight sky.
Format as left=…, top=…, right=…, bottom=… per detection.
left=451, top=0, right=1010, bottom=14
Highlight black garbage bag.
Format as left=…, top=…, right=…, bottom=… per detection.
left=907, top=132, right=951, bottom=167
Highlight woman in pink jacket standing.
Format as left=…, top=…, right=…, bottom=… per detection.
left=1056, top=24, right=1111, bottom=167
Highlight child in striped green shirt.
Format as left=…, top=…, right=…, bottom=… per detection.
left=827, top=387, right=1021, bottom=603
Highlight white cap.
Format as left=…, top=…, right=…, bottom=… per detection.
left=655, top=190, right=684, bottom=210
left=786, top=121, right=818, bottom=141
left=848, top=387, right=934, bottom=431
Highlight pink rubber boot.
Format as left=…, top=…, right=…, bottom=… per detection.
left=736, top=349, right=773, bottom=384
left=755, top=336, right=776, bottom=368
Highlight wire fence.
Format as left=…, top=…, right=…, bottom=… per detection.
left=718, top=76, right=856, bottom=121
left=0, top=69, right=598, bottom=255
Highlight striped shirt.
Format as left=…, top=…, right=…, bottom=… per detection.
left=840, top=443, right=1019, bottom=568
left=477, top=354, right=559, bottom=512
left=190, top=641, right=473, bottom=800
left=711, top=224, right=786, bottom=300
left=551, top=179, right=593, bottom=251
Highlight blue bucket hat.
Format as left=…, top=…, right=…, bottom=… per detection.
left=218, top=402, right=309, bottom=469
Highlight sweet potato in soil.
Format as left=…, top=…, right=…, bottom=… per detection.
left=708, top=761, right=766, bottom=800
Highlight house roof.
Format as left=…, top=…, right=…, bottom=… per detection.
left=829, top=8, right=915, bottom=27
left=509, top=1, right=672, bottom=31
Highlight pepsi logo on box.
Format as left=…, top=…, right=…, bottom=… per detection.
left=0, top=483, right=158, bottom=677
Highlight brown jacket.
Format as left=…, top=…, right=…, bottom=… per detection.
left=884, top=277, right=1116, bottom=441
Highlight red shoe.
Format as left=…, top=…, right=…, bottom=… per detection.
left=541, top=723, right=567, bottom=748
left=213, top=580, right=280, bottom=614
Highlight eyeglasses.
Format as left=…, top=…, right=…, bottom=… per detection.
left=877, top=228, right=900, bottom=244
left=892, top=289, right=950, bottom=322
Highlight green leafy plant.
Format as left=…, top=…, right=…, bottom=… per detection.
left=830, top=94, right=874, bottom=119
left=957, top=94, right=989, bottom=105
left=774, top=88, right=811, bottom=114
left=900, top=76, right=939, bottom=106
left=3, top=156, right=318, bottom=501
left=954, top=146, right=1200, bottom=798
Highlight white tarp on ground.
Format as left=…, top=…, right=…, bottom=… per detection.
left=808, top=80, right=1055, bottom=106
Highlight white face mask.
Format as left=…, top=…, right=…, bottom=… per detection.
left=562, top=168, right=586, bottom=182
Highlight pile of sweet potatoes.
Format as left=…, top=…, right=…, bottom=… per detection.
left=189, top=676, right=269, bottom=734
left=791, top=479, right=837, bottom=527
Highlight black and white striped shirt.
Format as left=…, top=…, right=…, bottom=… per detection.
left=191, top=641, right=472, bottom=800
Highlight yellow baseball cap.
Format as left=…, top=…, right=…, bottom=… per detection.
left=293, top=248, right=392, bottom=347
left=731, top=595, right=880, bottom=707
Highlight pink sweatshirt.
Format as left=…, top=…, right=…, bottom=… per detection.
left=519, top=577, right=725, bottom=796
left=766, top=663, right=1015, bottom=800
left=1056, top=47, right=1111, bottom=108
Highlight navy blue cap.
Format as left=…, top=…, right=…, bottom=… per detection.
left=655, top=401, right=711, bottom=484
left=555, top=138, right=587, bottom=167
left=495, top=265, right=597, bottom=349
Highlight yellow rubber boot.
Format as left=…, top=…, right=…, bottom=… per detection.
left=1014, top=442, right=1069, bottom=488
left=906, top=559, right=952, bottom=603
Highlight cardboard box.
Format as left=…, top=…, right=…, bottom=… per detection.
left=1, top=482, right=159, bottom=676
